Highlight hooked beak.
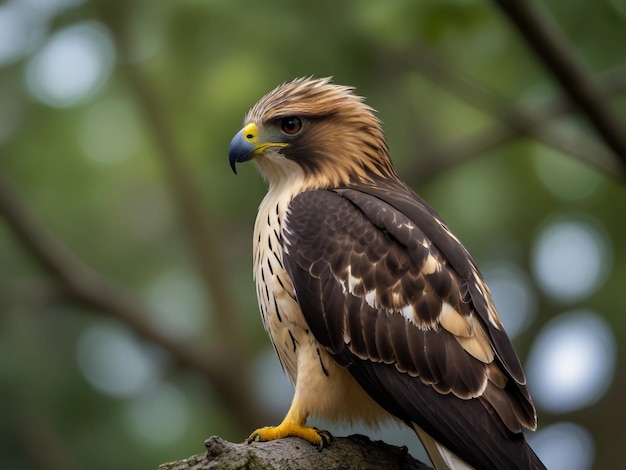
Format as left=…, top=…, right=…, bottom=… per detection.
left=228, top=126, right=257, bottom=175
left=228, top=122, right=288, bottom=174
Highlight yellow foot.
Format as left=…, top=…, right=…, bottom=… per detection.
left=246, top=422, right=333, bottom=451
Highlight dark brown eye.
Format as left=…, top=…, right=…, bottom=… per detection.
left=280, top=116, right=302, bottom=135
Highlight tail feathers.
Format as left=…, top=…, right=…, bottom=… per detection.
left=411, top=423, right=546, bottom=470
left=413, top=423, right=473, bottom=470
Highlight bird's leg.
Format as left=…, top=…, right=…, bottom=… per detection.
left=245, top=399, right=333, bottom=451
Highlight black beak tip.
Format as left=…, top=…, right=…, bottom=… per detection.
left=229, top=158, right=238, bottom=175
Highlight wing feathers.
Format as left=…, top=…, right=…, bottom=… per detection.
left=455, top=322, right=495, bottom=363
left=283, top=188, right=541, bottom=469
left=345, top=298, right=367, bottom=359
left=388, top=312, right=416, bottom=376
left=440, top=302, right=473, bottom=337
left=375, top=312, right=395, bottom=364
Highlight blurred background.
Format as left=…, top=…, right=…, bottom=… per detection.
left=1, top=0, right=625, bottom=468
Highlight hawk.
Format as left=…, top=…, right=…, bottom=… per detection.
left=228, top=77, right=545, bottom=470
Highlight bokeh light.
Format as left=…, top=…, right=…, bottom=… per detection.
left=482, top=262, right=537, bottom=339
left=526, top=311, right=616, bottom=413
left=76, top=322, right=165, bottom=398
left=26, top=21, right=115, bottom=107
left=146, top=269, right=209, bottom=338
left=123, top=382, right=191, bottom=446
left=528, top=422, right=595, bottom=470
left=0, top=2, right=33, bottom=66
left=531, top=216, right=611, bottom=302
left=0, top=0, right=88, bottom=67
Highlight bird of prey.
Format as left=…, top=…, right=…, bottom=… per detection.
left=228, top=77, right=545, bottom=470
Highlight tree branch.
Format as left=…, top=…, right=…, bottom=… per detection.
left=492, top=0, right=626, bottom=173
left=159, top=436, right=432, bottom=470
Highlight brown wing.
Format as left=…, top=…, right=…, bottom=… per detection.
left=282, top=187, right=543, bottom=470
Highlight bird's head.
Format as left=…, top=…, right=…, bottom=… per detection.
left=228, top=77, right=395, bottom=189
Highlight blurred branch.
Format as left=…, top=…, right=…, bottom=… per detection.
left=381, top=42, right=626, bottom=182
left=410, top=66, right=626, bottom=184
left=98, top=1, right=246, bottom=355
left=492, top=0, right=626, bottom=174
left=96, top=2, right=273, bottom=432
left=397, top=48, right=621, bottom=182
left=0, top=174, right=269, bottom=434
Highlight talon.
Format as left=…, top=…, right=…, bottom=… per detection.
left=245, top=422, right=332, bottom=450
left=310, top=427, right=333, bottom=451
left=245, top=429, right=266, bottom=445
left=317, top=429, right=333, bottom=451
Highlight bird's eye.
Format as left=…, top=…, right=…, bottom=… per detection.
left=280, top=117, right=303, bottom=136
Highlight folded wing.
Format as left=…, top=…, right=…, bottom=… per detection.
left=282, top=185, right=542, bottom=470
